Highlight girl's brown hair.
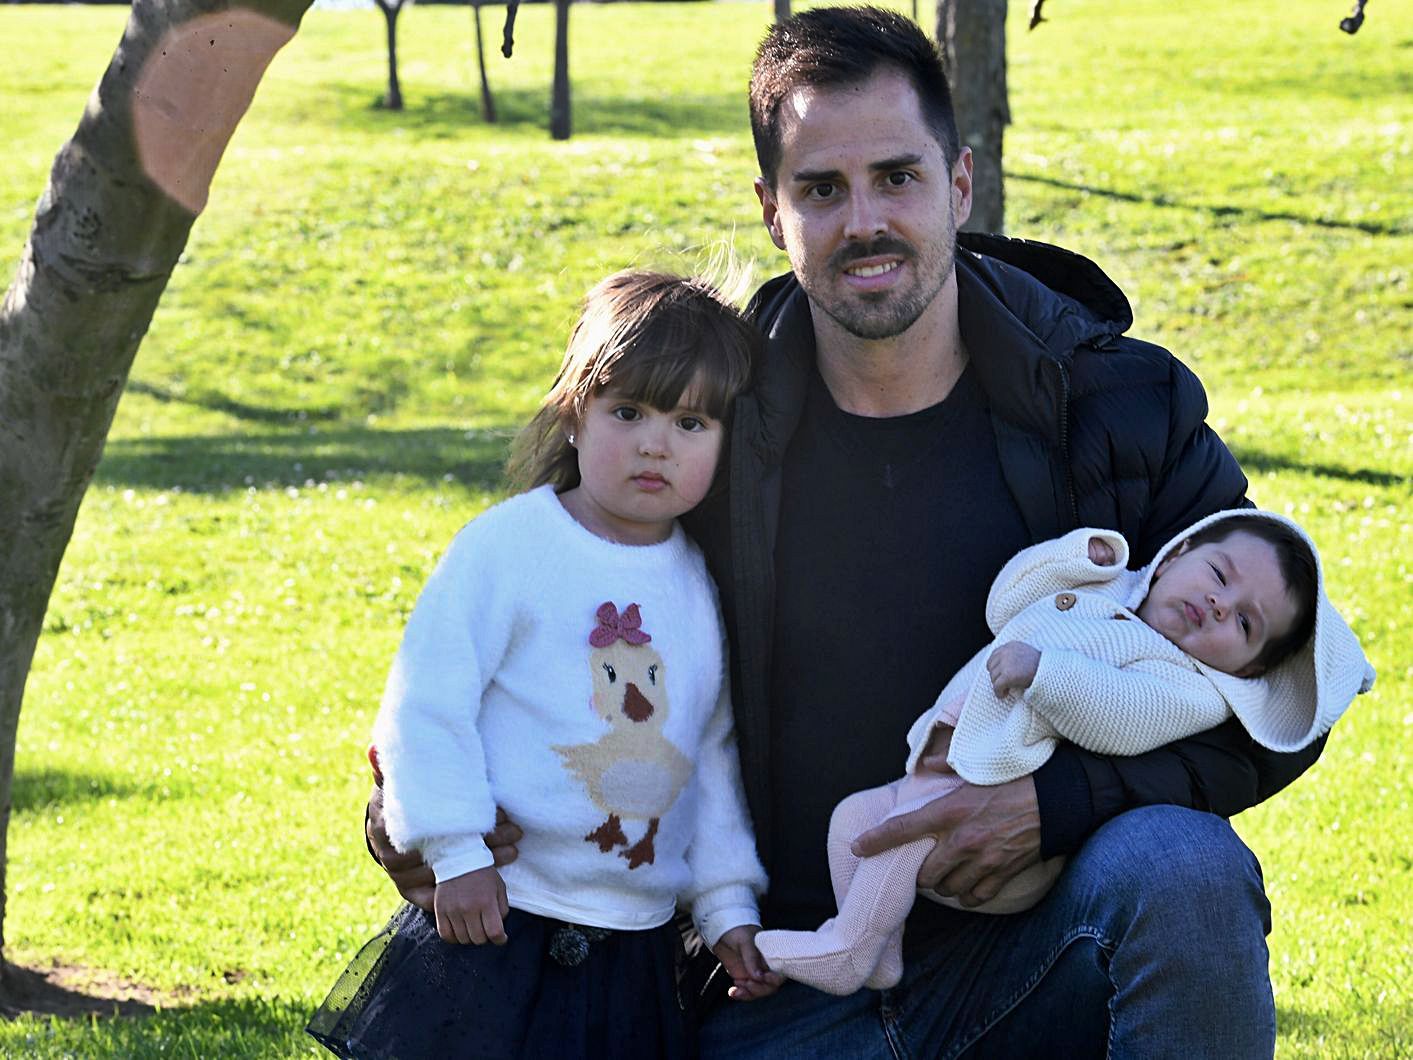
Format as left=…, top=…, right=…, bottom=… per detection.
left=507, top=270, right=759, bottom=492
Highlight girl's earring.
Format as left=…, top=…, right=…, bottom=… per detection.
left=566, top=432, right=576, bottom=446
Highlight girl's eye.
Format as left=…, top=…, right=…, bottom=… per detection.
left=1209, top=562, right=1227, bottom=585
left=678, top=416, right=706, bottom=433
left=611, top=406, right=640, bottom=422
left=1239, top=615, right=1251, bottom=637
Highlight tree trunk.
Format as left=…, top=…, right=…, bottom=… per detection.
left=936, top=0, right=1009, bottom=233
left=774, top=0, right=790, bottom=21
left=550, top=0, right=571, bottom=140
left=472, top=1, right=497, bottom=123
left=376, top=0, right=405, bottom=111
left=0, top=0, right=310, bottom=1000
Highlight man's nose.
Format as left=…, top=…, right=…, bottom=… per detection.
left=843, top=188, right=887, bottom=241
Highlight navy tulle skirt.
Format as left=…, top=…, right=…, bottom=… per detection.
left=307, top=904, right=690, bottom=1059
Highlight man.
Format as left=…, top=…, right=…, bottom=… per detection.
left=370, top=8, right=1320, bottom=1055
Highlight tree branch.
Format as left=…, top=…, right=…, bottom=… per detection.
left=501, top=0, right=521, bottom=58
left=1029, top=0, right=1047, bottom=30
left=1339, top=0, right=1368, bottom=34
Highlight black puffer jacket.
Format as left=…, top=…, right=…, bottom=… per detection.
left=689, top=233, right=1324, bottom=860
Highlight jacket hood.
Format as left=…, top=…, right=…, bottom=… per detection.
left=1123, top=509, right=1375, bottom=752
left=956, top=232, right=1133, bottom=354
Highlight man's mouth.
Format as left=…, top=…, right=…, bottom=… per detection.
left=845, top=261, right=901, bottom=279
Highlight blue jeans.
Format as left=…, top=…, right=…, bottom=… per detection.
left=700, top=806, right=1275, bottom=1059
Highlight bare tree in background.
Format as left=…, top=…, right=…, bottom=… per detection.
left=472, top=0, right=497, bottom=123
left=0, top=0, right=312, bottom=1006
left=937, top=0, right=1009, bottom=234
left=375, top=0, right=410, bottom=110
left=550, top=0, right=571, bottom=140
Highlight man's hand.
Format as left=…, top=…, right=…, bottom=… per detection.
left=434, top=866, right=510, bottom=945
left=712, top=925, right=783, bottom=1001
left=987, top=641, right=1041, bottom=698
left=1088, top=536, right=1117, bottom=566
left=854, top=726, right=1042, bottom=907
left=365, top=785, right=524, bottom=913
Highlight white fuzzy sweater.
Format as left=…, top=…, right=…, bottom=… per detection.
left=907, top=517, right=1373, bottom=783
left=374, top=485, right=766, bottom=946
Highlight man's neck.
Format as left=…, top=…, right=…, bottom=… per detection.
left=813, top=270, right=967, bottom=418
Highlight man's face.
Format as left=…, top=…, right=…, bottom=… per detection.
left=755, top=69, right=972, bottom=342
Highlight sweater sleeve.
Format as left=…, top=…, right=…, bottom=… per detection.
left=682, top=636, right=768, bottom=949
left=986, top=528, right=1128, bottom=633
left=371, top=522, right=518, bottom=882
left=1024, top=650, right=1233, bottom=756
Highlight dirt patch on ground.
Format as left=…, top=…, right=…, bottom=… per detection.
left=0, top=958, right=185, bottom=1019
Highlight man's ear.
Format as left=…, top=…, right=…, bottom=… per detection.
left=755, top=177, right=787, bottom=251
left=950, top=146, right=974, bottom=230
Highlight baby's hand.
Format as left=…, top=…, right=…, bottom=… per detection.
left=988, top=642, right=1041, bottom=698
left=712, top=925, right=783, bottom=1001
left=1088, top=536, right=1117, bottom=566
left=434, top=866, right=509, bottom=945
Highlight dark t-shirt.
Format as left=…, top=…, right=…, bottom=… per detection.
left=764, top=366, right=1031, bottom=929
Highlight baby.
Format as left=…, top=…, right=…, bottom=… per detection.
left=755, top=509, right=1375, bottom=996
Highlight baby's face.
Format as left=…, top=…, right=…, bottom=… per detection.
left=1136, top=530, right=1299, bottom=677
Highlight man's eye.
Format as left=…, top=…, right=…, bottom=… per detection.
left=806, top=182, right=836, bottom=200
left=885, top=171, right=914, bottom=188
left=1209, top=562, right=1226, bottom=585
left=612, top=406, right=640, bottom=422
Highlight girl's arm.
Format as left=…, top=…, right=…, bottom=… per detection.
left=372, top=522, right=518, bottom=882
left=681, top=644, right=768, bottom=951
left=985, top=528, right=1128, bottom=633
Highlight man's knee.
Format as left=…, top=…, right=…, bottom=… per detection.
left=1066, top=806, right=1272, bottom=937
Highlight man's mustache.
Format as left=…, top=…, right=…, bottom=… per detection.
left=829, top=238, right=915, bottom=271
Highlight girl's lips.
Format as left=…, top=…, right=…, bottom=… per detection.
left=1184, top=601, right=1205, bottom=627
left=632, top=474, right=667, bottom=492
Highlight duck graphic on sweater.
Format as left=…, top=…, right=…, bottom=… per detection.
left=554, top=602, right=692, bottom=869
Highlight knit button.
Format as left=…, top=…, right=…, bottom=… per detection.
left=1055, top=592, right=1077, bottom=611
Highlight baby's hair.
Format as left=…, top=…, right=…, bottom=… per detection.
left=507, top=270, right=759, bottom=492
left=1181, top=515, right=1318, bottom=673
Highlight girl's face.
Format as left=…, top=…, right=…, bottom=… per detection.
left=558, top=382, right=724, bottom=546
left=1136, top=530, right=1300, bottom=677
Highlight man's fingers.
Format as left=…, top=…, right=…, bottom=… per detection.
left=852, top=803, right=949, bottom=858
left=482, top=905, right=508, bottom=946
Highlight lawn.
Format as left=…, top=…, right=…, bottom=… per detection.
left=2, top=0, right=1409, bottom=1055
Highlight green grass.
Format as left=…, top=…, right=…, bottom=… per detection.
left=2, top=0, right=1409, bottom=1055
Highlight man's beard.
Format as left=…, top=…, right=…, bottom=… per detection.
left=812, top=235, right=954, bottom=341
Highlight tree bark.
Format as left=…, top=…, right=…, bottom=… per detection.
left=774, top=0, right=791, bottom=22
left=375, top=0, right=405, bottom=111
left=936, top=0, right=1009, bottom=233
left=0, top=0, right=310, bottom=997
left=550, top=0, right=571, bottom=140
left=472, top=1, right=497, bottom=123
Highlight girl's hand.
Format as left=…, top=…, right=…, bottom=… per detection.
left=434, top=866, right=510, bottom=945
left=1088, top=536, right=1118, bottom=566
left=987, top=641, right=1041, bottom=698
left=712, top=925, right=783, bottom=1001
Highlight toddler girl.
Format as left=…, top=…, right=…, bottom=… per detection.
left=755, top=510, right=1375, bottom=996
left=308, top=271, right=771, bottom=1057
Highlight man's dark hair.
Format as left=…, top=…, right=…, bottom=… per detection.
left=1183, top=515, right=1319, bottom=674
left=749, top=6, right=961, bottom=188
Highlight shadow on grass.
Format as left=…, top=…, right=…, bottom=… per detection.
left=127, top=380, right=343, bottom=425
left=1229, top=446, right=1407, bottom=489
left=10, top=770, right=142, bottom=814
left=327, top=83, right=744, bottom=139
left=0, top=980, right=315, bottom=1056
left=1277, top=1002, right=1413, bottom=1055
left=1011, top=172, right=1411, bottom=237
left=94, top=425, right=516, bottom=494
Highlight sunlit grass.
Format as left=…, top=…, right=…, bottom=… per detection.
left=1, top=0, right=1408, bottom=1054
